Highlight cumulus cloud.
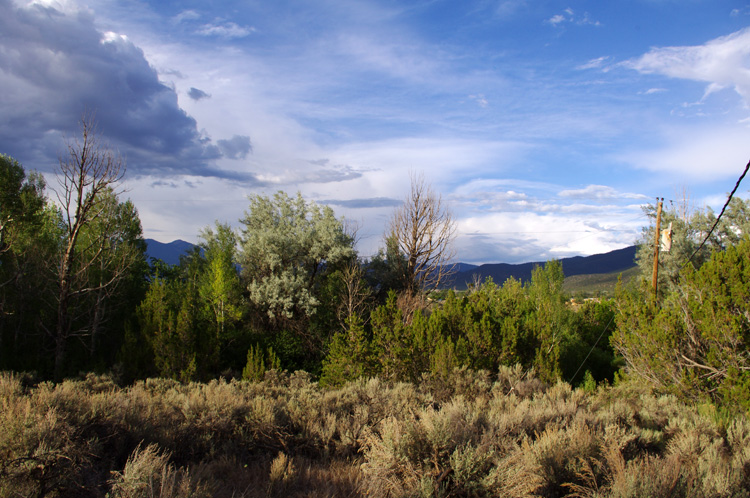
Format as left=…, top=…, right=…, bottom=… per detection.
left=188, top=87, right=211, bottom=101
left=455, top=210, right=639, bottom=264
left=625, top=27, right=750, bottom=106
left=0, top=0, right=246, bottom=180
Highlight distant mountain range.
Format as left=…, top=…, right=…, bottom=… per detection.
left=145, top=239, right=638, bottom=288
left=445, top=245, right=637, bottom=289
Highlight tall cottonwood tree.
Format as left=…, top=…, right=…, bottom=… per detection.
left=389, top=172, right=456, bottom=293
left=52, top=115, right=140, bottom=379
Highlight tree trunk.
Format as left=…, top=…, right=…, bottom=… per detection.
left=54, top=242, right=74, bottom=381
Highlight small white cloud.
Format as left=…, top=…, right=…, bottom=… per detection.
left=197, top=22, right=255, bottom=39
left=578, top=12, right=601, bottom=27
left=469, top=94, right=489, bottom=108
left=577, top=56, right=610, bottom=70
left=642, top=87, right=667, bottom=95
left=547, top=8, right=600, bottom=27
left=174, top=10, right=201, bottom=24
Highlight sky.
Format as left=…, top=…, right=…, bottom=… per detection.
left=1, top=0, right=749, bottom=264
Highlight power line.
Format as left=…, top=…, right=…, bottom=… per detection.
left=683, top=157, right=750, bottom=268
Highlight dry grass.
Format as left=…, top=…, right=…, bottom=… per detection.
left=1, top=369, right=749, bottom=497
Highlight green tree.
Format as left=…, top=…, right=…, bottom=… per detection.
left=613, top=236, right=750, bottom=412
left=0, top=155, right=60, bottom=372
left=136, top=270, right=208, bottom=382
left=0, top=154, right=48, bottom=257
left=242, top=343, right=280, bottom=381
left=370, top=291, right=430, bottom=382
left=198, top=222, right=243, bottom=370
left=364, top=234, right=408, bottom=303
left=321, top=314, right=377, bottom=386
left=71, top=190, right=147, bottom=369
left=526, top=260, right=567, bottom=382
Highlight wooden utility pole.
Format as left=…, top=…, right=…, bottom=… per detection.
left=652, top=198, right=663, bottom=295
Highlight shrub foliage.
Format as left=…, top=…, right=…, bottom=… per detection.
left=2, top=369, right=750, bottom=497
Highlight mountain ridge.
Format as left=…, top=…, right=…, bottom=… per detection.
left=444, top=245, right=637, bottom=289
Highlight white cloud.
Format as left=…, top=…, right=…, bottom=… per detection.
left=619, top=125, right=750, bottom=181
left=547, top=14, right=566, bottom=25
left=455, top=210, right=640, bottom=264
left=559, top=185, right=648, bottom=201
left=469, top=93, right=489, bottom=108
left=577, top=56, right=611, bottom=70
left=546, top=8, right=600, bottom=28
left=197, top=21, right=255, bottom=39
left=625, top=27, right=750, bottom=107
left=173, top=9, right=200, bottom=23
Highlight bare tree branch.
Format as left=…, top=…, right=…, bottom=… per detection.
left=389, top=172, right=457, bottom=293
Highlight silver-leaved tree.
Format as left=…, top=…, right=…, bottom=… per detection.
left=238, top=191, right=355, bottom=341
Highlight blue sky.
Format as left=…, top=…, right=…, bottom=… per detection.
left=1, top=0, right=749, bottom=264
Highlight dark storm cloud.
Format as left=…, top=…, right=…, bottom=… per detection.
left=217, top=135, right=252, bottom=159
left=0, top=0, right=250, bottom=182
left=188, top=87, right=210, bottom=101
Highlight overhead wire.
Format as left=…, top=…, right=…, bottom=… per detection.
left=682, top=157, right=750, bottom=268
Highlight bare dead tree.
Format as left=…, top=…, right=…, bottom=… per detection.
left=52, top=114, right=127, bottom=380
left=389, top=172, right=457, bottom=294
left=337, top=259, right=372, bottom=326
